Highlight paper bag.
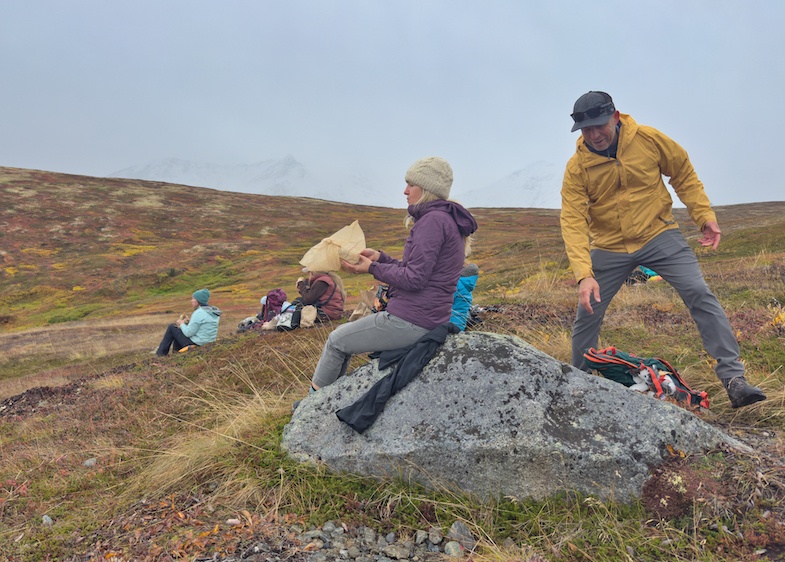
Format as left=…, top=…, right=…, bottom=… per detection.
left=348, top=286, right=379, bottom=322
left=300, top=220, right=366, bottom=272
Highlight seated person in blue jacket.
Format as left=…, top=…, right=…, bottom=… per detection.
left=155, top=288, right=222, bottom=356
left=450, top=263, right=479, bottom=331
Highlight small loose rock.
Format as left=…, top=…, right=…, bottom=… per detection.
left=447, top=521, right=476, bottom=551
left=443, top=541, right=463, bottom=557
left=200, top=517, right=500, bottom=561
left=291, top=519, right=475, bottom=562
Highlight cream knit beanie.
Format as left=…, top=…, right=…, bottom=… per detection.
left=405, top=157, right=453, bottom=200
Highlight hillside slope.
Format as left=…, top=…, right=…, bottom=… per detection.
left=6, top=166, right=783, bottom=330
left=1, top=166, right=405, bottom=328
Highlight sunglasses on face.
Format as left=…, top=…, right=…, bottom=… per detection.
left=571, top=102, right=614, bottom=124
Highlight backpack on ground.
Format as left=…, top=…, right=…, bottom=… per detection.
left=276, top=302, right=302, bottom=331
left=238, top=288, right=288, bottom=333
left=237, top=316, right=259, bottom=333
left=372, top=284, right=389, bottom=313
left=583, top=346, right=709, bottom=409
left=465, top=305, right=483, bottom=329
left=260, top=288, right=287, bottom=322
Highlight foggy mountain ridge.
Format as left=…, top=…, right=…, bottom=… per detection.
left=109, top=156, right=561, bottom=209
left=455, top=161, right=561, bottom=209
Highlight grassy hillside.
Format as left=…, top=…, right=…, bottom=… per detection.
left=0, top=167, right=402, bottom=326
left=2, top=167, right=785, bottom=560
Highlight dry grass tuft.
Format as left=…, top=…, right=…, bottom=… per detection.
left=123, top=329, right=334, bottom=510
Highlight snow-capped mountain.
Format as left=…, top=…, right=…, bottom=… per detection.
left=451, top=161, right=560, bottom=209
left=109, top=157, right=561, bottom=209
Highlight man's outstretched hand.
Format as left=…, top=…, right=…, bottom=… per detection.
left=698, top=221, right=722, bottom=250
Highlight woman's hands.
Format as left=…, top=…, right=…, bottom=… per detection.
left=341, top=248, right=380, bottom=274
left=360, top=249, right=381, bottom=261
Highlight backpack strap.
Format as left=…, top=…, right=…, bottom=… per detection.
left=645, top=365, right=665, bottom=397
left=315, top=283, right=337, bottom=308
left=656, top=357, right=695, bottom=391
left=653, top=357, right=711, bottom=409
left=583, top=347, right=641, bottom=371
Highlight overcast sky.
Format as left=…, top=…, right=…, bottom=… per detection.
left=2, top=1, right=783, bottom=208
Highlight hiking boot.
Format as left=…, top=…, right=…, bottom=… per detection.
left=724, top=376, right=766, bottom=409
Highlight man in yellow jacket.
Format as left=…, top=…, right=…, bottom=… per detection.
left=560, top=91, right=765, bottom=408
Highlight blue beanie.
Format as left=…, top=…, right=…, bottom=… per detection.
left=192, top=288, right=210, bottom=305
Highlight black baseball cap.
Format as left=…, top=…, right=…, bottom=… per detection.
left=570, top=91, right=616, bottom=132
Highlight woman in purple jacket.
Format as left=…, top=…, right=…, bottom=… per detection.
left=309, top=156, right=477, bottom=391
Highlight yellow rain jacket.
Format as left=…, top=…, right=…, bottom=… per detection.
left=560, top=114, right=717, bottom=282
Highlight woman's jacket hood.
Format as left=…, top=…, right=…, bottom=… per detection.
left=409, top=200, right=478, bottom=237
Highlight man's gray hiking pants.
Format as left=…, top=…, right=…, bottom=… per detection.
left=571, top=229, right=745, bottom=383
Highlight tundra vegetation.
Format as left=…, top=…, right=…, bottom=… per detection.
left=1, top=168, right=784, bottom=561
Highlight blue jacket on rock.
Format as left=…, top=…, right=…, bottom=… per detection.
left=450, top=263, right=479, bottom=331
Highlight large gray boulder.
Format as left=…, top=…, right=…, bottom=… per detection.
left=282, top=331, right=745, bottom=501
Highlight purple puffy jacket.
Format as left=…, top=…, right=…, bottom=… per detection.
left=369, top=200, right=477, bottom=330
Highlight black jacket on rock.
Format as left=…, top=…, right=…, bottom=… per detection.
left=336, top=323, right=459, bottom=433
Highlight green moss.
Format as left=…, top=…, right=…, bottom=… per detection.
left=741, top=338, right=785, bottom=372
left=47, top=303, right=104, bottom=324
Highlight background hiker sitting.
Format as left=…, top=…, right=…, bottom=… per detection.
left=294, top=268, right=346, bottom=322
left=156, top=288, right=221, bottom=356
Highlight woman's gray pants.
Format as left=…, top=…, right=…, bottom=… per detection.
left=571, top=229, right=744, bottom=383
left=312, top=311, right=430, bottom=388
